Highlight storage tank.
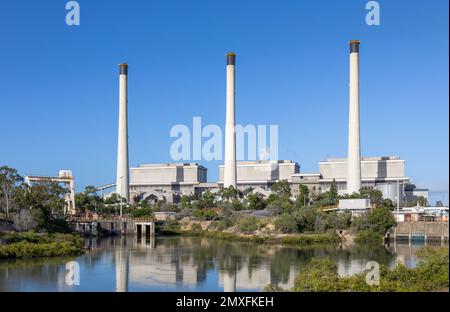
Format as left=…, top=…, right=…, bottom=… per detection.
left=58, top=170, right=73, bottom=178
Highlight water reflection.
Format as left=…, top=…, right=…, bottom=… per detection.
left=0, top=237, right=444, bottom=292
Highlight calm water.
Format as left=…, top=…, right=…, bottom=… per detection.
left=0, top=236, right=437, bottom=292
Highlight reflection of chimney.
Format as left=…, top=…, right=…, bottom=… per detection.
left=347, top=41, right=361, bottom=194
left=223, top=271, right=236, bottom=292
left=224, top=53, right=237, bottom=188
left=115, top=238, right=129, bottom=292
left=116, top=63, right=130, bottom=201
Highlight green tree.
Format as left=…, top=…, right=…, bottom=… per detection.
left=271, top=180, right=292, bottom=199
left=0, top=166, right=24, bottom=218
left=180, top=195, right=192, bottom=209
left=14, top=182, right=68, bottom=232
left=435, top=200, right=444, bottom=207
left=359, top=188, right=383, bottom=206
left=413, top=196, right=429, bottom=207
left=200, top=190, right=215, bottom=208
left=75, top=186, right=105, bottom=213
left=353, top=206, right=396, bottom=242
left=247, top=193, right=267, bottom=210
left=295, top=184, right=310, bottom=207
left=293, top=206, right=317, bottom=232
left=219, top=186, right=238, bottom=202
left=329, top=179, right=338, bottom=201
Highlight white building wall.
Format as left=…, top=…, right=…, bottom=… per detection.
left=319, top=157, right=405, bottom=180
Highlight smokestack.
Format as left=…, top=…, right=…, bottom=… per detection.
left=224, top=52, right=237, bottom=188
left=347, top=40, right=361, bottom=194
left=116, top=63, right=130, bottom=201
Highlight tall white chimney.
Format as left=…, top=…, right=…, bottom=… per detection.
left=347, top=40, right=361, bottom=194
left=116, top=63, right=130, bottom=201
left=224, top=52, right=237, bottom=188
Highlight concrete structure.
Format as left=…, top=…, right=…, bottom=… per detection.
left=218, top=160, right=299, bottom=192
left=130, top=163, right=207, bottom=203
left=347, top=40, right=362, bottom=194
left=116, top=63, right=130, bottom=202
left=223, top=52, right=237, bottom=188
left=68, top=218, right=155, bottom=236
left=25, top=170, right=76, bottom=215
left=391, top=221, right=449, bottom=243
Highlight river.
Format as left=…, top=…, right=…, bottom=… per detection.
left=0, top=236, right=441, bottom=292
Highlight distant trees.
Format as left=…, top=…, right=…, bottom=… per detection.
left=436, top=200, right=444, bottom=207
left=413, top=196, right=429, bottom=207
left=0, top=166, right=24, bottom=218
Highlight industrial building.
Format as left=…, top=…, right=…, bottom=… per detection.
left=218, top=160, right=299, bottom=190
left=292, top=156, right=409, bottom=202
left=125, top=156, right=411, bottom=204
left=129, top=163, right=207, bottom=203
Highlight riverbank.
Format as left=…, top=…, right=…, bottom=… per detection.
left=0, top=232, right=85, bottom=260
left=163, top=228, right=341, bottom=245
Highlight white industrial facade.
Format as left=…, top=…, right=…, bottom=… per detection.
left=218, top=160, right=300, bottom=191
left=129, top=163, right=207, bottom=203
left=128, top=156, right=411, bottom=204
left=292, top=156, right=409, bottom=202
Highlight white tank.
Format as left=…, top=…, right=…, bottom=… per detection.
left=58, top=170, right=73, bottom=178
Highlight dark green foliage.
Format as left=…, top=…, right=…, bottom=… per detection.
left=0, top=232, right=84, bottom=259
left=131, top=208, right=153, bottom=218
left=274, top=214, right=297, bottom=233
left=292, top=247, right=449, bottom=292
left=412, top=195, right=429, bottom=207
left=293, top=258, right=341, bottom=292
left=161, top=220, right=181, bottom=233
left=353, top=207, right=396, bottom=243
left=293, top=206, right=317, bottom=232
left=295, top=184, right=310, bottom=208
left=270, top=180, right=292, bottom=200
left=236, top=216, right=259, bottom=233
left=193, top=208, right=218, bottom=220
left=246, top=193, right=267, bottom=210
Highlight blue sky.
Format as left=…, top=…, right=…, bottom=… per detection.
left=0, top=0, right=448, bottom=203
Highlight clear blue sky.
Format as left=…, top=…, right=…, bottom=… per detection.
left=0, top=1, right=448, bottom=203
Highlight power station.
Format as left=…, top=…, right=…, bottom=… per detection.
left=108, top=41, right=429, bottom=207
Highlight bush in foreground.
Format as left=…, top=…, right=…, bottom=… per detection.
left=292, top=246, right=449, bottom=292
left=0, top=232, right=85, bottom=259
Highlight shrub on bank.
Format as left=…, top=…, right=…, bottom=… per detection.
left=131, top=208, right=153, bottom=218
left=292, top=246, right=449, bottom=292
left=236, top=216, right=259, bottom=233
left=274, top=214, right=297, bottom=233
left=0, top=241, right=83, bottom=259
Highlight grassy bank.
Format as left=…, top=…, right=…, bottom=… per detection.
left=0, top=232, right=85, bottom=259
left=167, top=229, right=340, bottom=245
